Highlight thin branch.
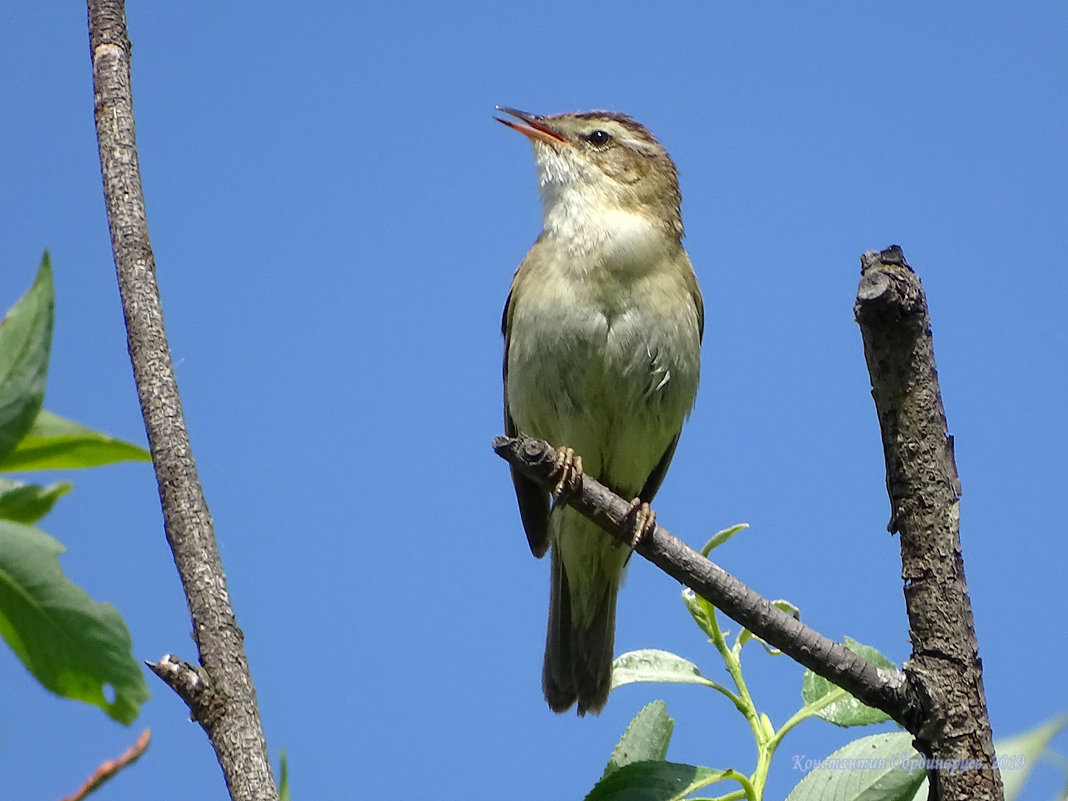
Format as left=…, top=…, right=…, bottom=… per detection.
left=60, top=729, right=151, bottom=801
left=492, top=435, right=924, bottom=729
left=86, top=3, right=277, bottom=799
left=855, top=246, right=1002, bottom=801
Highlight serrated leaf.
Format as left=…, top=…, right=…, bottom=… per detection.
left=0, top=409, right=150, bottom=471
left=996, top=713, right=1068, bottom=801
left=585, top=760, right=725, bottom=801
left=0, top=255, right=53, bottom=463
left=801, top=637, right=895, bottom=726
left=0, top=478, right=72, bottom=523
left=604, top=701, right=674, bottom=777
left=0, top=521, right=150, bottom=723
left=612, top=649, right=715, bottom=689
left=785, top=732, right=924, bottom=801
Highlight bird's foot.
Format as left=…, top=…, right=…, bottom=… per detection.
left=551, top=447, right=583, bottom=501
left=623, top=499, right=656, bottom=550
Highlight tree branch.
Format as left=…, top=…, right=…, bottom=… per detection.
left=492, top=435, right=924, bottom=729
left=495, top=246, right=1003, bottom=801
left=855, top=246, right=1002, bottom=801
left=86, top=3, right=277, bottom=799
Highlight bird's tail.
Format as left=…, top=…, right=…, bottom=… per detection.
left=542, top=542, right=620, bottom=716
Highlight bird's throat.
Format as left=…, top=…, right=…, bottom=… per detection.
left=541, top=193, right=677, bottom=274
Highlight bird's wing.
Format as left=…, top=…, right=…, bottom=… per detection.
left=686, top=255, right=705, bottom=343
left=638, top=434, right=680, bottom=504
left=503, top=265, right=552, bottom=559
left=640, top=263, right=702, bottom=502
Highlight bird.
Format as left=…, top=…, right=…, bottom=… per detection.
left=497, top=107, right=703, bottom=715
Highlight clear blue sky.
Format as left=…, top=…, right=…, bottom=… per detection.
left=3, top=3, right=1066, bottom=799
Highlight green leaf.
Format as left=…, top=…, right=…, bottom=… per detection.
left=0, top=478, right=72, bottom=523
left=585, top=761, right=725, bottom=801
left=0, top=255, right=53, bottom=463
left=0, top=520, right=150, bottom=723
left=279, top=748, right=290, bottom=801
left=700, top=522, right=749, bottom=556
left=996, top=713, right=1068, bottom=801
left=682, top=588, right=720, bottom=641
left=801, top=637, right=895, bottom=726
left=612, top=649, right=717, bottom=689
left=0, top=409, right=150, bottom=471
left=604, top=701, right=675, bottom=778
left=786, top=731, right=924, bottom=801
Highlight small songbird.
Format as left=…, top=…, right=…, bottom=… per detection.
left=497, top=107, right=703, bottom=715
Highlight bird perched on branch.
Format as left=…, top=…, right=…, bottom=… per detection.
left=497, top=107, right=703, bottom=715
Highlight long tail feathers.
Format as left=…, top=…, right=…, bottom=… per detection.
left=542, top=546, right=619, bottom=716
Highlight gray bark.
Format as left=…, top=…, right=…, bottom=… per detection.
left=87, top=3, right=277, bottom=799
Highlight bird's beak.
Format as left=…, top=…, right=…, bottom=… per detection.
left=495, top=106, right=568, bottom=146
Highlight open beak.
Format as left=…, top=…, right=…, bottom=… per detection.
left=495, top=106, right=568, bottom=145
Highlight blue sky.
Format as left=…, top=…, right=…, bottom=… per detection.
left=2, top=3, right=1066, bottom=799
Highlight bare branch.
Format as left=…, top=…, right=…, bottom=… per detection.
left=86, top=3, right=276, bottom=799
left=146, top=654, right=217, bottom=722
left=60, top=729, right=151, bottom=801
left=492, top=435, right=924, bottom=728
left=855, top=246, right=1002, bottom=801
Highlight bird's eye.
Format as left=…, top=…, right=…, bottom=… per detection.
left=584, top=130, right=612, bottom=147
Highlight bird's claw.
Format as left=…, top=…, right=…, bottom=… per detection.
left=551, top=446, right=583, bottom=501
left=623, top=499, right=656, bottom=550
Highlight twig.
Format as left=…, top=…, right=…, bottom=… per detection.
left=492, top=435, right=924, bottom=728
left=86, top=3, right=277, bottom=799
left=61, top=729, right=151, bottom=801
left=855, top=246, right=1002, bottom=801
